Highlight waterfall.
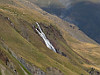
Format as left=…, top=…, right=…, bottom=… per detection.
left=35, top=22, right=56, bottom=53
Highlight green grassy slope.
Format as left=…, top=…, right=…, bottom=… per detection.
left=0, top=3, right=90, bottom=75
left=0, top=0, right=100, bottom=75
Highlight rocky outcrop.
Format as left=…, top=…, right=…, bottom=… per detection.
left=18, top=57, right=45, bottom=75
left=0, top=40, right=18, bottom=74
left=88, top=68, right=100, bottom=75
left=18, top=57, right=64, bottom=75
left=0, top=49, right=9, bottom=65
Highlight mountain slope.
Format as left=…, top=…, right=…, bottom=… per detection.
left=21, top=0, right=98, bottom=44
left=0, top=3, right=89, bottom=75
left=31, top=0, right=100, bottom=44
left=0, top=0, right=100, bottom=75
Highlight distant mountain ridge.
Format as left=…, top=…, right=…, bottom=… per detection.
left=61, top=1, right=100, bottom=43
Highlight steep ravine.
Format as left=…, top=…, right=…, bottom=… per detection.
left=34, top=22, right=56, bottom=52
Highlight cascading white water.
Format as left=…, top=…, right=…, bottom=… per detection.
left=35, top=22, right=56, bottom=52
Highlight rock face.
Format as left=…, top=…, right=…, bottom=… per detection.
left=88, top=68, right=100, bottom=75
left=0, top=49, right=9, bottom=66
left=19, top=57, right=45, bottom=75
left=19, top=57, right=64, bottom=75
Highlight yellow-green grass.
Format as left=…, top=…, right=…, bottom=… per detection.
left=0, top=14, right=86, bottom=75
left=0, top=4, right=90, bottom=75
left=1, top=1, right=100, bottom=75
left=62, top=29, right=100, bottom=71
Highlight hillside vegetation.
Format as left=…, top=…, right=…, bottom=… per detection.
left=0, top=0, right=100, bottom=75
